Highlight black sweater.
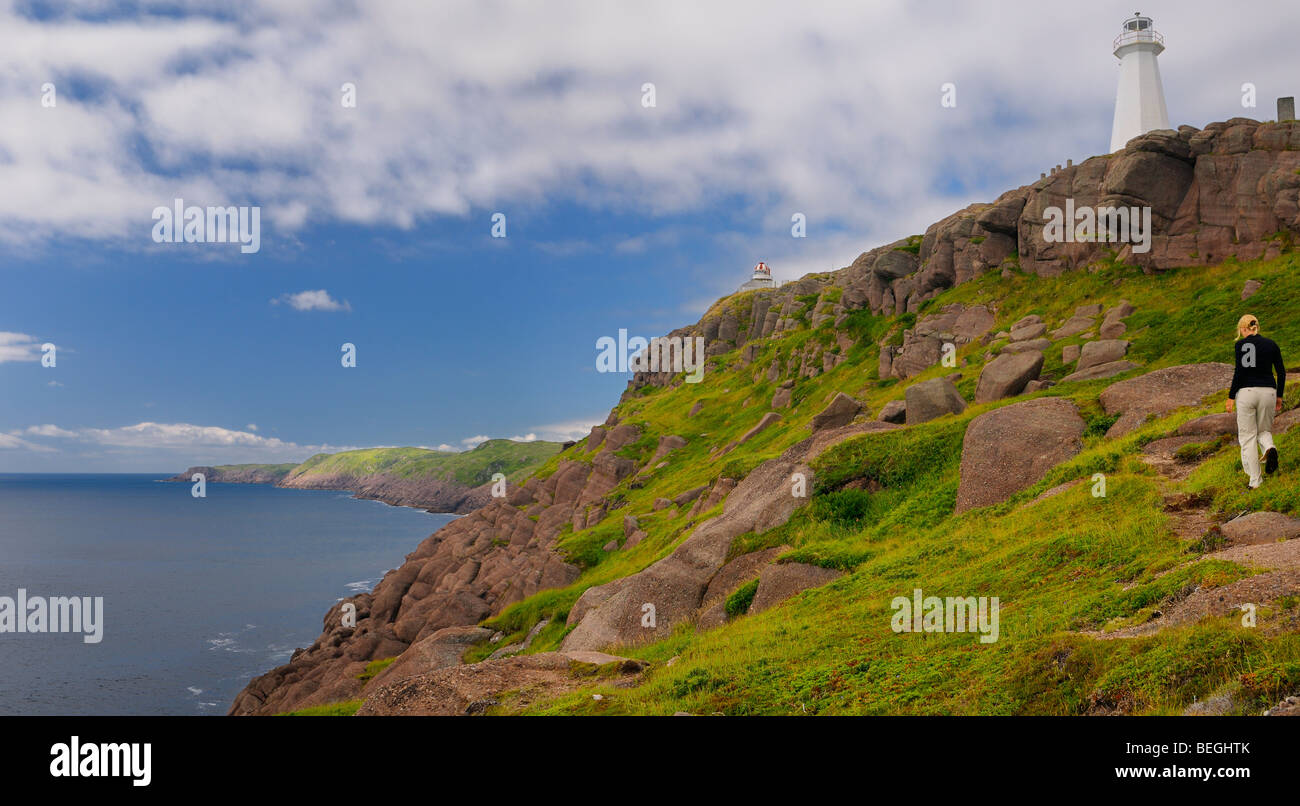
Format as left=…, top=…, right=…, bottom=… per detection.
left=1229, top=334, right=1285, bottom=399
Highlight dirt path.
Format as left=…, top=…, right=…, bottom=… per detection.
left=1083, top=432, right=1300, bottom=639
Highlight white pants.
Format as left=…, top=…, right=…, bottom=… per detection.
left=1236, top=387, right=1277, bottom=486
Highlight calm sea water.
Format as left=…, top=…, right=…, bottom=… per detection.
left=0, top=474, right=453, bottom=715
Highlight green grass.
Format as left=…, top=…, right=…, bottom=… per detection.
left=725, top=579, right=760, bottom=617
left=278, top=700, right=363, bottom=716
left=284, top=439, right=563, bottom=487
left=357, top=657, right=396, bottom=682
left=210, top=462, right=297, bottom=474
left=405, top=251, right=1300, bottom=716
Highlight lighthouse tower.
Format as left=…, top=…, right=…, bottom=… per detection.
left=1109, top=12, right=1171, bottom=152
left=738, top=261, right=774, bottom=292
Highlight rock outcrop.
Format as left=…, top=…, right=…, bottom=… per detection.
left=810, top=392, right=863, bottom=432
left=167, top=465, right=293, bottom=485
left=1076, top=340, right=1130, bottom=372
left=561, top=423, right=890, bottom=652
left=229, top=430, right=652, bottom=716
left=356, top=651, right=649, bottom=715
left=749, top=563, right=844, bottom=614
left=1177, top=412, right=1237, bottom=436
left=955, top=398, right=1086, bottom=513
left=1099, top=363, right=1234, bottom=438
left=1061, top=360, right=1139, bottom=384
left=878, top=399, right=907, bottom=424
left=905, top=377, right=967, bottom=424
left=627, top=120, right=1300, bottom=398
left=1221, top=512, right=1300, bottom=546
left=975, top=351, right=1044, bottom=402
left=277, top=472, right=498, bottom=514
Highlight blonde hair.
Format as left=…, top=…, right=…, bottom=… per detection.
left=1237, top=314, right=1260, bottom=340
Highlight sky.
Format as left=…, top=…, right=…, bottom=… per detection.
left=2, top=0, right=1299, bottom=472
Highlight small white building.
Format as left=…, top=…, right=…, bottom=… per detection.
left=738, top=261, right=774, bottom=292
left=1110, top=12, right=1171, bottom=153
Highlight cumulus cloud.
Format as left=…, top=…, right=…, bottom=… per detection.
left=518, top=417, right=602, bottom=443
left=3, top=1, right=1292, bottom=258
left=272, top=289, right=351, bottom=312
left=5, top=420, right=358, bottom=465
left=17, top=424, right=78, bottom=437
left=0, top=432, right=51, bottom=452
left=2, top=412, right=603, bottom=469
left=0, top=332, right=43, bottom=363
left=452, top=417, right=598, bottom=449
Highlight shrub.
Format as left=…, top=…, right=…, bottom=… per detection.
left=725, top=579, right=760, bottom=618
left=808, top=489, right=874, bottom=527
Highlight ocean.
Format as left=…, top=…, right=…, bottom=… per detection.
left=0, top=473, right=454, bottom=715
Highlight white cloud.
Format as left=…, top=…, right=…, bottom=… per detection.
left=79, top=422, right=296, bottom=450
left=18, top=424, right=78, bottom=438
left=0, top=332, right=43, bottom=363
left=0, top=432, right=51, bottom=452
left=2, top=1, right=1292, bottom=259
left=457, top=417, right=598, bottom=448
left=272, top=289, right=351, bottom=312
left=1, top=412, right=605, bottom=471
left=522, top=417, right=603, bottom=443
left=4, top=420, right=361, bottom=465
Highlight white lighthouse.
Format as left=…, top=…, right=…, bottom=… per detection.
left=738, top=261, right=774, bottom=292
left=1109, top=12, right=1171, bottom=152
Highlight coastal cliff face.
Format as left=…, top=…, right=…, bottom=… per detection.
left=228, top=425, right=649, bottom=715
left=167, top=464, right=492, bottom=515
left=627, top=119, right=1300, bottom=392
left=168, top=464, right=295, bottom=485
left=276, top=472, right=494, bottom=515
left=231, top=119, right=1300, bottom=716
left=168, top=440, right=562, bottom=515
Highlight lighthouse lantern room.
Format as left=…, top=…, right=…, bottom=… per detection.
left=739, top=261, right=774, bottom=292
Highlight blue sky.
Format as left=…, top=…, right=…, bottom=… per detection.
left=3, top=0, right=1299, bottom=471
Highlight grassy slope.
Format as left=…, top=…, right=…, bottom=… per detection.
left=209, top=463, right=298, bottom=477
left=463, top=251, right=1300, bottom=715
left=283, top=439, right=563, bottom=487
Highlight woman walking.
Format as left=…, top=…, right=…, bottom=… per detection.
left=1226, top=314, right=1286, bottom=489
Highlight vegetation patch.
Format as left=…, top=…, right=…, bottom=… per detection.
left=725, top=579, right=760, bottom=618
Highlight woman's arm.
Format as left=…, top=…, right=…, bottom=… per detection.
left=1227, top=341, right=1242, bottom=412
left=1273, top=340, right=1286, bottom=411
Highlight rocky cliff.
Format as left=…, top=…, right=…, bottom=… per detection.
left=629, top=119, right=1300, bottom=392
left=230, top=119, right=1300, bottom=716
left=229, top=424, right=648, bottom=714
left=276, top=472, right=495, bottom=515
left=166, top=464, right=296, bottom=485
left=169, top=440, right=562, bottom=516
